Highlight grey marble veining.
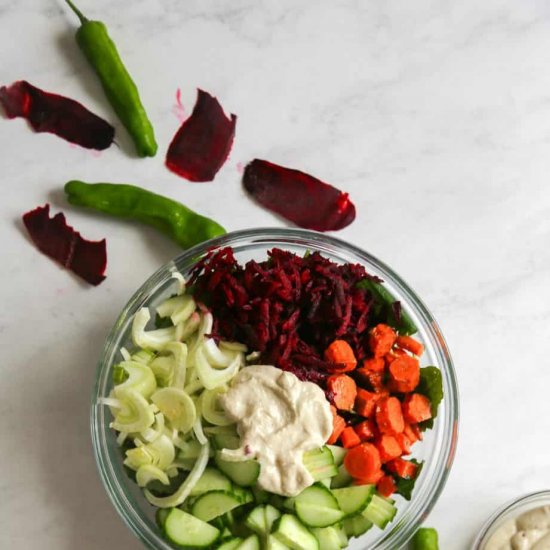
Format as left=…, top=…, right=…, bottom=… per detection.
left=1, top=0, right=550, bottom=548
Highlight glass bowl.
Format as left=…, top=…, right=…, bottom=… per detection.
left=473, top=491, right=550, bottom=549
left=91, top=227, right=459, bottom=549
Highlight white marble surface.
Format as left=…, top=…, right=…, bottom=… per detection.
left=1, top=0, right=550, bottom=548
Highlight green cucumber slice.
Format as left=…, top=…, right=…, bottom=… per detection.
left=331, top=485, right=375, bottom=517
left=189, top=467, right=232, bottom=496
left=303, top=447, right=338, bottom=481
left=155, top=507, right=170, bottom=531
left=295, top=503, right=345, bottom=528
left=264, top=504, right=281, bottom=531
left=326, top=446, right=347, bottom=467
left=267, top=534, right=291, bottom=549
left=164, top=508, right=220, bottom=548
left=272, top=514, right=319, bottom=550
left=191, top=490, right=243, bottom=522
left=245, top=506, right=267, bottom=535
left=217, top=537, right=243, bottom=550
left=330, top=465, right=352, bottom=489
left=342, top=515, right=373, bottom=537
left=311, top=527, right=345, bottom=550
left=215, top=452, right=260, bottom=487
left=295, top=484, right=340, bottom=509
left=362, top=494, right=397, bottom=529
left=237, top=534, right=261, bottom=550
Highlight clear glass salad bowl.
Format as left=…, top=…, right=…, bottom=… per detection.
left=91, top=227, right=459, bottom=549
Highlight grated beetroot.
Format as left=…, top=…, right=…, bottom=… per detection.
left=190, top=247, right=383, bottom=387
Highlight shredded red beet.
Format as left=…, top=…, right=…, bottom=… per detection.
left=242, top=159, right=356, bottom=232
left=22, top=204, right=107, bottom=286
left=166, top=89, right=237, bottom=182
left=190, top=247, right=382, bottom=386
left=0, top=80, right=114, bottom=150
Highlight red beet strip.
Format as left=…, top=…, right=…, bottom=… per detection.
left=22, top=204, right=107, bottom=286
left=242, top=159, right=356, bottom=232
left=0, top=80, right=114, bottom=150
left=165, top=89, right=237, bottom=182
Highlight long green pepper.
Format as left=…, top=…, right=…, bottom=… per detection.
left=64, top=181, right=226, bottom=249
left=65, top=0, right=158, bottom=157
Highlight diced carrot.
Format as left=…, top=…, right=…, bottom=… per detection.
left=388, top=355, right=420, bottom=393
left=376, top=475, right=397, bottom=497
left=327, top=414, right=346, bottom=445
left=328, top=374, right=357, bottom=411
left=340, top=426, right=361, bottom=449
left=403, top=423, right=420, bottom=445
left=354, top=419, right=377, bottom=441
left=409, top=423, right=423, bottom=441
left=386, top=458, right=418, bottom=479
left=376, top=396, right=405, bottom=435
left=355, top=388, right=379, bottom=418
left=353, top=469, right=384, bottom=485
left=324, top=340, right=357, bottom=372
left=394, top=432, right=411, bottom=455
left=395, top=335, right=424, bottom=356
left=375, top=434, right=402, bottom=463
left=369, top=324, right=397, bottom=358
left=343, top=443, right=382, bottom=478
left=361, top=357, right=385, bottom=373
left=402, top=394, right=432, bottom=424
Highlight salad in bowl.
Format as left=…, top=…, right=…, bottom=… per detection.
left=91, top=228, right=458, bottom=549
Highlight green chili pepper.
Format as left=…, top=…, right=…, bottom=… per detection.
left=65, top=0, right=157, bottom=157
left=357, top=278, right=418, bottom=335
left=64, top=181, right=226, bottom=249
left=411, top=527, right=439, bottom=550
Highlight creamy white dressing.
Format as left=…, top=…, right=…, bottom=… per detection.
left=484, top=507, right=550, bottom=550
left=219, top=365, right=333, bottom=497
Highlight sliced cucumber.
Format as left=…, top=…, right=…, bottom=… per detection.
left=217, top=537, right=243, bottom=550
left=331, top=485, right=375, bottom=517
left=342, top=515, right=373, bottom=537
left=303, top=447, right=338, bottom=481
left=319, top=478, right=332, bottom=489
left=237, top=534, right=261, bottom=550
left=214, top=433, right=241, bottom=451
left=189, top=467, right=232, bottom=496
left=252, top=487, right=270, bottom=504
left=272, top=514, right=319, bottom=550
left=155, top=507, right=170, bottom=531
left=283, top=497, right=296, bottom=512
left=326, top=446, right=347, bottom=467
left=267, top=534, right=291, bottom=550
left=245, top=506, right=267, bottom=535
left=362, top=494, right=397, bottom=529
left=333, top=526, right=348, bottom=548
left=295, top=504, right=344, bottom=528
left=329, top=465, right=352, bottom=489
left=264, top=504, right=281, bottom=531
left=311, top=527, right=345, bottom=550
left=215, top=452, right=260, bottom=487
left=232, top=485, right=254, bottom=504
left=164, top=508, right=220, bottom=548
left=191, top=490, right=243, bottom=522
left=295, top=484, right=340, bottom=509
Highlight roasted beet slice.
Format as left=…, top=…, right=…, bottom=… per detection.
left=243, top=159, right=356, bottom=231
left=0, top=80, right=114, bottom=150
left=166, top=89, right=237, bottom=182
left=22, top=204, right=107, bottom=286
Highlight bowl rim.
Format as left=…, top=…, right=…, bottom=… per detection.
left=91, top=226, right=460, bottom=550
left=472, top=490, right=550, bottom=549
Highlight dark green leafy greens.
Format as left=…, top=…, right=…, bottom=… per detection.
left=356, top=278, right=418, bottom=335
left=417, top=366, right=444, bottom=430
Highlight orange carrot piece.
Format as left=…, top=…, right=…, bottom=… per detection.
left=354, top=419, right=377, bottom=441
left=394, top=432, right=411, bottom=455
left=353, top=469, right=384, bottom=485
left=324, top=340, right=357, bottom=372
left=375, top=434, right=402, bottom=463
left=386, top=458, right=418, bottom=479
left=327, top=414, right=347, bottom=445
left=376, top=475, right=396, bottom=497
left=388, top=355, right=420, bottom=393
left=369, top=324, right=397, bottom=358
left=344, top=442, right=381, bottom=478
left=355, top=388, right=379, bottom=418
left=340, top=426, right=361, bottom=449
left=402, top=393, right=432, bottom=424
left=362, top=357, right=385, bottom=373
left=403, top=423, right=419, bottom=445
left=328, top=374, right=357, bottom=411
left=395, top=335, right=424, bottom=356
left=376, top=396, right=405, bottom=435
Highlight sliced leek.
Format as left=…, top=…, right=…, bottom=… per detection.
left=151, top=387, right=196, bottom=434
